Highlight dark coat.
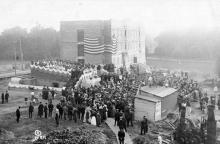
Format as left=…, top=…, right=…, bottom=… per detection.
left=125, top=111, right=132, bottom=120
left=115, top=111, right=120, bottom=120
left=48, top=103, right=54, bottom=112
left=16, top=109, right=20, bottom=117
left=44, top=105, right=48, bottom=112
left=118, top=119, right=126, bottom=129
left=1, top=93, right=4, bottom=100
left=29, top=105, right=34, bottom=112
left=118, top=130, right=125, bottom=140
left=38, top=104, right=44, bottom=116
left=141, top=119, right=148, bottom=128
left=218, top=100, right=220, bottom=106
left=96, top=113, right=101, bottom=126
left=5, top=93, right=9, bottom=99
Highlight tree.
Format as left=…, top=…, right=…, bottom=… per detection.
left=154, top=28, right=220, bottom=59
left=0, top=25, right=60, bottom=60
left=0, top=27, right=28, bottom=60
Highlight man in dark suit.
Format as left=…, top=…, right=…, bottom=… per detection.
left=5, top=90, right=9, bottom=103
left=1, top=92, right=4, bottom=104
left=118, top=116, right=127, bottom=132
left=38, top=102, right=44, bottom=118
left=48, top=102, right=54, bottom=117
left=28, top=103, right=34, bottom=118
left=118, top=128, right=125, bottom=144
left=44, top=103, right=48, bottom=118
left=141, top=116, right=148, bottom=135
left=16, top=106, right=21, bottom=123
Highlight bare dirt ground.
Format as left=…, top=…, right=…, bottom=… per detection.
left=0, top=79, right=39, bottom=116
left=0, top=80, right=116, bottom=144
left=0, top=110, right=116, bottom=144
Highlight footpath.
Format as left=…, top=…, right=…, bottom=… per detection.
left=106, top=118, right=133, bottom=144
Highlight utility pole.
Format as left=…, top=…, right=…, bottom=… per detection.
left=122, top=25, right=127, bottom=68
left=14, top=41, right=17, bottom=75
left=139, top=27, right=141, bottom=53
left=19, top=38, right=24, bottom=70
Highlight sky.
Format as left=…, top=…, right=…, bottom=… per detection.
left=0, top=0, right=218, bottom=36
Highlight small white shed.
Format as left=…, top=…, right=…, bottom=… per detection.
left=135, top=86, right=178, bottom=121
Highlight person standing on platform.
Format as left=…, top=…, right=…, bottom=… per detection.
left=1, top=92, right=4, bottom=104
left=16, top=106, right=21, bottom=123
left=28, top=103, right=34, bottom=118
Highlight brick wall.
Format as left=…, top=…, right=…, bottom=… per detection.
left=60, top=20, right=112, bottom=64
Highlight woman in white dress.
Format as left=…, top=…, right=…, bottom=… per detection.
left=91, top=115, right=96, bottom=126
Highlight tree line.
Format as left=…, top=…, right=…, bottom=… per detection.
left=152, top=28, right=220, bottom=60
left=1, top=26, right=220, bottom=61
left=0, top=25, right=59, bottom=61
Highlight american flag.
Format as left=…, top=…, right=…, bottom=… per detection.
left=84, top=35, right=117, bottom=54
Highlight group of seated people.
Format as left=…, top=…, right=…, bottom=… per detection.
left=31, top=59, right=86, bottom=75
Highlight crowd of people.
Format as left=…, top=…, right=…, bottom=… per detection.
left=13, top=59, right=220, bottom=144
left=144, top=69, right=205, bottom=117
left=16, top=61, right=145, bottom=144
left=31, top=59, right=81, bottom=73
left=146, top=68, right=220, bottom=117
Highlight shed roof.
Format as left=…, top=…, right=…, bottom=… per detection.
left=140, top=86, right=177, bottom=98
left=135, top=94, right=160, bottom=103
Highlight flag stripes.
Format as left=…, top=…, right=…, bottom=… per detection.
left=83, top=36, right=117, bottom=54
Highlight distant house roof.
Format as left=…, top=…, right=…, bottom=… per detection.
left=140, top=86, right=177, bottom=98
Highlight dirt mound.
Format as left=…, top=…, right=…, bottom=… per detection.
left=0, top=128, right=15, bottom=140
left=33, top=126, right=108, bottom=144
left=132, top=134, right=158, bottom=144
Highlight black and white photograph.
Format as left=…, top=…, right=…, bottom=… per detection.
left=0, top=0, right=219, bottom=143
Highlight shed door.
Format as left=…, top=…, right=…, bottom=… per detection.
left=135, top=98, right=156, bottom=121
